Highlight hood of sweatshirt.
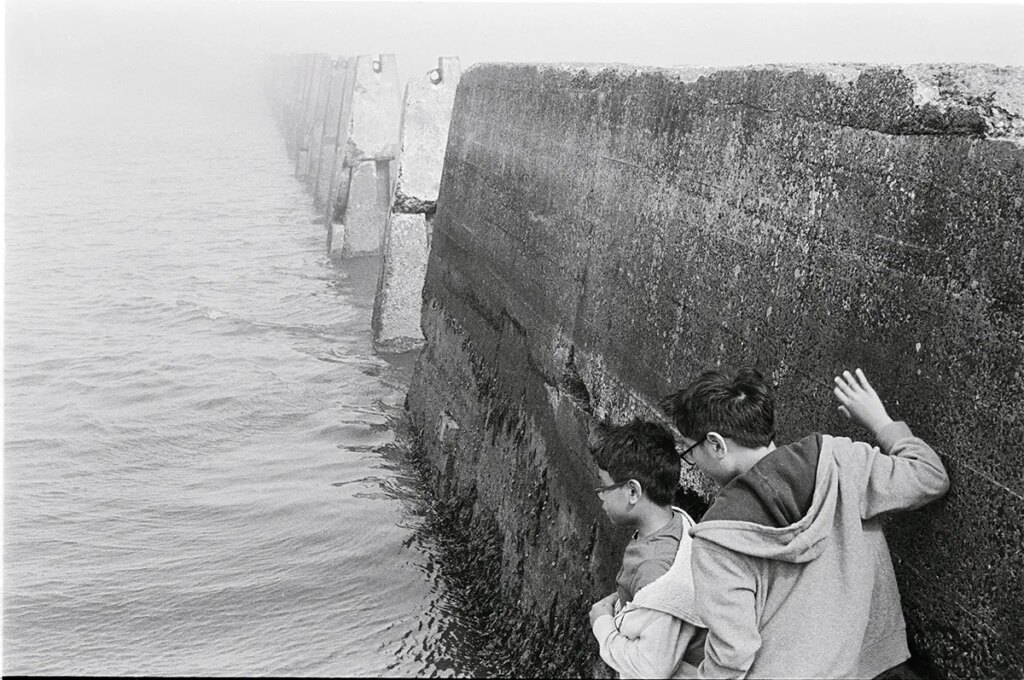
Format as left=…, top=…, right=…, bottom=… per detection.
left=689, top=434, right=839, bottom=563
left=630, top=508, right=705, bottom=627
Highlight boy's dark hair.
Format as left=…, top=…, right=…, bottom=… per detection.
left=590, top=418, right=680, bottom=506
left=661, top=367, right=776, bottom=448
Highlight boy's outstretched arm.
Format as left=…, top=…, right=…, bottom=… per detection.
left=833, top=368, right=950, bottom=517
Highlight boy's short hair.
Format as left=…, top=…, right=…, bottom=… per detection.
left=590, top=418, right=680, bottom=506
left=662, top=367, right=776, bottom=448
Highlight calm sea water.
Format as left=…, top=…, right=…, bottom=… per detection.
left=4, top=85, right=470, bottom=676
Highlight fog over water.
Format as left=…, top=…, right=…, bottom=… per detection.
left=4, top=0, right=1023, bottom=675
left=7, top=1, right=1023, bottom=106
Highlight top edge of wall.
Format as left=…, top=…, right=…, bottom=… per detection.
left=460, top=61, right=1024, bottom=144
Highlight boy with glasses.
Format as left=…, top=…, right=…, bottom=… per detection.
left=663, top=367, right=949, bottom=678
left=588, top=418, right=707, bottom=678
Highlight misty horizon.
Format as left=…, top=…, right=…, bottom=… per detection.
left=7, top=1, right=1024, bottom=111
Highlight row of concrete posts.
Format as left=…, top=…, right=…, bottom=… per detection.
left=262, top=53, right=461, bottom=352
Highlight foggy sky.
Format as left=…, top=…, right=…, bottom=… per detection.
left=6, top=1, right=1024, bottom=109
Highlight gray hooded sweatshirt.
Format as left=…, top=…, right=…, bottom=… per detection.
left=690, top=422, right=949, bottom=679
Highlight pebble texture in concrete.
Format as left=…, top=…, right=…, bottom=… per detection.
left=373, top=58, right=462, bottom=352
left=409, top=62, right=1024, bottom=677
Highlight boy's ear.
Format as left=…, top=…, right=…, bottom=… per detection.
left=627, top=479, right=644, bottom=504
left=707, top=432, right=729, bottom=460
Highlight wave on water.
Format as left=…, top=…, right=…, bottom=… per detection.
left=3, top=90, right=483, bottom=676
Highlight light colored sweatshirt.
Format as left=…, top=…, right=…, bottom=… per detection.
left=690, top=422, right=950, bottom=679
left=593, top=509, right=708, bottom=679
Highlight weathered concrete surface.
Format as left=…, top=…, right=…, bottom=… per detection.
left=372, top=212, right=433, bottom=352
left=336, top=159, right=390, bottom=256
left=408, top=63, right=1024, bottom=677
left=294, top=54, right=329, bottom=179
left=331, top=160, right=391, bottom=258
left=344, top=54, right=402, bottom=162
left=285, top=53, right=316, bottom=162
left=302, top=58, right=334, bottom=187
left=314, top=58, right=353, bottom=210
left=393, top=57, right=462, bottom=209
left=323, top=57, right=358, bottom=232
left=373, top=58, right=462, bottom=353
left=328, top=54, right=402, bottom=257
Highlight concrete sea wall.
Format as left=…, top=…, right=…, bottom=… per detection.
left=407, top=63, right=1024, bottom=677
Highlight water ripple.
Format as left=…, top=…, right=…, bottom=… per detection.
left=4, top=88, right=468, bottom=676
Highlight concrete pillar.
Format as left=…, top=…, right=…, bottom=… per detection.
left=332, top=159, right=392, bottom=257
left=394, top=57, right=461, bottom=208
left=314, top=58, right=353, bottom=211
left=345, top=54, right=402, bottom=162
left=327, top=54, right=401, bottom=258
left=372, top=212, right=434, bottom=352
left=304, top=60, right=334, bottom=193
left=372, top=57, right=461, bottom=352
left=295, top=54, right=329, bottom=179
left=298, top=54, right=332, bottom=181
left=288, top=54, right=316, bottom=161
left=324, top=57, right=357, bottom=236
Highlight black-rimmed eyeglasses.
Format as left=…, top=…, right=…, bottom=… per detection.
left=594, top=479, right=632, bottom=496
left=680, top=437, right=704, bottom=468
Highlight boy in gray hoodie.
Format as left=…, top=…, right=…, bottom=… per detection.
left=663, top=367, right=949, bottom=678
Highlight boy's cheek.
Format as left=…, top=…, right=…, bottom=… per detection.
left=602, top=510, right=624, bottom=526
